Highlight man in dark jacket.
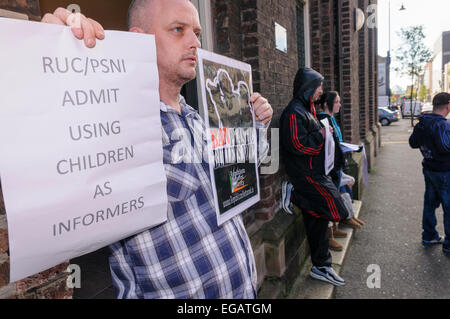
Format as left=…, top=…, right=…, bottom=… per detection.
left=280, top=68, right=349, bottom=286
left=409, top=92, right=450, bottom=254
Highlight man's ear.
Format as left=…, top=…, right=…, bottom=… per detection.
left=129, top=26, right=145, bottom=33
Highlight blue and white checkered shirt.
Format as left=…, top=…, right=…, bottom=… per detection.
left=109, top=96, right=268, bottom=299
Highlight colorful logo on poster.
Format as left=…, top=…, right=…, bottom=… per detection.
left=230, top=168, right=248, bottom=193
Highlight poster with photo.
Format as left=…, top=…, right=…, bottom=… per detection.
left=197, top=49, right=260, bottom=226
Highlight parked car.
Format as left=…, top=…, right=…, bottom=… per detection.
left=387, top=102, right=400, bottom=112
left=421, top=102, right=433, bottom=115
left=378, top=107, right=399, bottom=126
left=401, top=100, right=422, bottom=118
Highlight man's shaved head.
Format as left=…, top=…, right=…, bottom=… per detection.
left=127, top=0, right=155, bottom=31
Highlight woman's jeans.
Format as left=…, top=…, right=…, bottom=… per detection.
left=422, top=168, right=450, bottom=246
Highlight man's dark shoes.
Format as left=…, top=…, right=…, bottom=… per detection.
left=422, top=236, right=443, bottom=246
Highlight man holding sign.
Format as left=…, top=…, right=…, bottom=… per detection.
left=42, top=0, right=272, bottom=299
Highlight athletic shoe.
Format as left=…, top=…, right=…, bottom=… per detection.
left=310, top=266, right=345, bottom=286
left=422, top=237, right=443, bottom=245
left=281, top=181, right=294, bottom=215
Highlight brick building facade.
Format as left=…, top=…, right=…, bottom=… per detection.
left=0, top=0, right=379, bottom=298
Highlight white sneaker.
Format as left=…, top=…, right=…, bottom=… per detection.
left=281, top=181, right=294, bottom=215
left=310, top=266, right=345, bottom=286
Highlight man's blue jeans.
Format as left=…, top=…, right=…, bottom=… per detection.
left=422, top=169, right=450, bottom=246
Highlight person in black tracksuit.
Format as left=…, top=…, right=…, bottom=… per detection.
left=280, top=68, right=349, bottom=286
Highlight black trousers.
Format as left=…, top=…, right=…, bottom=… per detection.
left=292, top=174, right=349, bottom=222
left=302, top=209, right=332, bottom=267
left=292, top=174, right=348, bottom=267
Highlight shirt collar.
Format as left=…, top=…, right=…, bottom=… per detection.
left=160, top=95, right=197, bottom=117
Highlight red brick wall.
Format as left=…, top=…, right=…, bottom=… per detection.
left=212, top=0, right=300, bottom=223
left=358, top=0, right=370, bottom=140
left=309, top=0, right=377, bottom=144
left=369, top=0, right=378, bottom=131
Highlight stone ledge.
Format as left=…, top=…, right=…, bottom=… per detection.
left=347, top=152, right=364, bottom=200
left=257, top=278, right=284, bottom=299
left=256, top=208, right=309, bottom=298
left=0, top=283, right=15, bottom=299
left=259, top=210, right=297, bottom=245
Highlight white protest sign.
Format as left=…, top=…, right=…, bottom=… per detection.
left=320, top=119, right=335, bottom=175
left=0, top=18, right=168, bottom=282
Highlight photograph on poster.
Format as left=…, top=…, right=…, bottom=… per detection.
left=197, top=49, right=260, bottom=226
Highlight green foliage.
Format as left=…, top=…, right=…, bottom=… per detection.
left=394, top=26, right=432, bottom=126
left=394, top=26, right=432, bottom=79
left=418, top=84, right=428, bottom=101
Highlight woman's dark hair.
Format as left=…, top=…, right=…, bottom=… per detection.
left=319, top=91, right=339, bottom=113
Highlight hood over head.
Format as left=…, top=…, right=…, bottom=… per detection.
left=293, top=67, right=324, bottom=103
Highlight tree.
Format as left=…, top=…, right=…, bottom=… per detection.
left=394, top=26, right=432, bottom=126
left=418, top=84, right=428, bottom=102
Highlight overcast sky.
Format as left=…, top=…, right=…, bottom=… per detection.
left=377, top=0, right=450, bottom=90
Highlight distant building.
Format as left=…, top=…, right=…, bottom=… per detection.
left=378, top=55, right=389, bottom=106
left=423, top=61, right=433, bottom=100
left=445, top=62, right=450, bottom=92
left=430, top=31, right=450, bottom=95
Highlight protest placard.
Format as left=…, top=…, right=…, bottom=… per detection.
left=0, top=18, right=167, bottom=281
left=197, top=49, right=260, bottom=226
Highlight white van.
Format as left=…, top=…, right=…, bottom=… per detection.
left=401, top=100, right=422, bottom=118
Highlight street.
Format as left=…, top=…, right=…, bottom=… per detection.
left=335, top=117, right=450, bottom=299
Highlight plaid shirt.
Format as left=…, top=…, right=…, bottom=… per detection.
left=109, top=96, right=268, bottom=299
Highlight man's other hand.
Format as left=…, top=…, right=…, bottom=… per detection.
left=41, top=7, right=104, bottom=48
left=251, top=92, right=273, bottom=125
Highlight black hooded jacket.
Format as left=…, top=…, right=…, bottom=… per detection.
left=409, top=113, right=450, bottom=172
left=280, top=68, right=326, bottom=181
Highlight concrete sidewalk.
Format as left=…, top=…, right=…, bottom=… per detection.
left=287, top=200, right=362, bottom=299
left=334, top=119, right=450, bottom=299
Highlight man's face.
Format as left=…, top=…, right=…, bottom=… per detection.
left=147, top=0, right=202, bottom=87
left=312, top=83, right=323, bottom=102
